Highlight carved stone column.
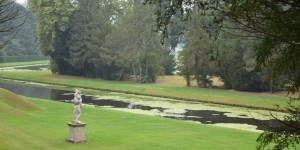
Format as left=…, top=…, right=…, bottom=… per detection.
left=66, top=122, right=87, bottom=143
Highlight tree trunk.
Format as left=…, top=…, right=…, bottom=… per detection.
left=186, top=67, right=191, bottom=87
left=139, top=63, right=142, bottom=82
left=196, top=76, right=200, bottom=88
left=145, top=63, right=148, bottom=83
left=194, top=54, right=200, bottom=88
left=269, top=76, right=273, bottom=93
left=132, top=63, right=138, bottom=82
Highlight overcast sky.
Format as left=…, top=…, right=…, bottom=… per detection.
left=16, top=0, right=27, bottom=4
left=15, top=0, right=28, bottom=8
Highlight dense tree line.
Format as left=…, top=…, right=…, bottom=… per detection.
left=28, top=0, right=295, bottom=90
left=0, top=1, right=39, bottom=57
left=176, top=12, right=287, bottom=92
left=29, top=0, right=176, bottom=82
left=145, top=0, right=299, bottom=91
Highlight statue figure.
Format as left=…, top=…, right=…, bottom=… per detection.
left=70, top=89, right=83, bottom=124
left=66, top=89, right=87, bottom=143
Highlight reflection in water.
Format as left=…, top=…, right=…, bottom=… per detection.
left=14, top=65, right=49, bottom=70
left=167, top=110, right=279, bottom=130
left=0, top=80, right=281, bottom=131
left=1, top=65, right=49, bottom=71
left=0, top=81, right=52, bottom=99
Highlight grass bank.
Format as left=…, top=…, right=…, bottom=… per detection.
left=0, top=71, right=297, bottom=110
left=0, top=60, right=49, bottom=68
left=0, top=89, right=261, bottom=149
left=0, top=88, right=39, bottom=118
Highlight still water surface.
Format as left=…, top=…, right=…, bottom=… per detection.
left=0, top=79, right=282, bottom=132
left=1, top=64, right=49, bottom=71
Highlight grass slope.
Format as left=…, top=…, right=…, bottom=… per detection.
left=0, top=93, right=262, bottom=150
left=0, top=88, right=38, bottom=117
left=1, top=70, right=296, bottom=110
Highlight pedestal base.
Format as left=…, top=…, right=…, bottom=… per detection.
left=66, top=122, right=87, bottom=143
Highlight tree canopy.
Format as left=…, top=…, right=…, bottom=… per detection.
left=144, top=0, right=300, bottom=92
left=29, top=0, right=175, bottom=82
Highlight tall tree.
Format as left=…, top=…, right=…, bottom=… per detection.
left=178, top=47, right=192, bottom=87
left=167, top=14, right=186, bottom=51
left=68, top=0, right=123, bottom=79
left=0, top=0, right=27, bottom=49
left=13, top=12, right=39, bottom=55
left=107, top=0, right=164, bottom=83
left=29, top=0, right=75, bottom=74
left=1, top=9, right=39, bottom=56
left=179, top=13, right=213, bottom=88
left=162, top=48, right=176, bottom=75
left=68, top=0, right=110, bottom=77
left=215, top=36, right=270, bottom=91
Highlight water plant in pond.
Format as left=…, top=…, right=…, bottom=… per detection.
left=0, top=80, right=286, bottom=132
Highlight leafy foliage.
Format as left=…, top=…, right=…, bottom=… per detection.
left=28, top=0, right=75, bottom=74
left=67, top=0, right=112, bottom=77
left=145, top=0, right=300, bottom=91
left=178, top=12, right=213, bottom=88
left=214, top=35, right=272, bottom=92
left=106, top=0, right=165, bottom=83
left=28, top=0, right=75, bottom=55
left=256, top=102, right=300, bottom=150
left=29, top=0, right=167, bottom=82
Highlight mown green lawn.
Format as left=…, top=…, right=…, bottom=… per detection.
left=1, top=70, right=297, bottom=110
left=0, top=60, right=49, bottom=68
left=0, top=89, right=261, bottom=150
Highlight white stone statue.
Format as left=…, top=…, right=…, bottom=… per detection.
left=66, top=89, right=87, bottom=143
left=70, top=89, right=83, bottom=124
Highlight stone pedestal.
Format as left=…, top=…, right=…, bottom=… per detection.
left=66, top=122, right=87, bottom=143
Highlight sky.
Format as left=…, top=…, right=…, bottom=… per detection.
left=16, top=0, right=27, bottom=4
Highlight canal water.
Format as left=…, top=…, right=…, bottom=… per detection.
left=14, top=65, right=49, bottom=70
left=0, top=79, right=282, bottom=132
left=1, top=64, right=49, bottom=71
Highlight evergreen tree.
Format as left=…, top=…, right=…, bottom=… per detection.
left=163, top=49, right=176, bottom=75
left=68, top=0, right=119, bottom=78
left=179, top=13, right=213, bottom=88
left=107, top=0, right=164, bottom=83
left=68, top=0, right=101, bottom=77
left=216, top=36, right=269, bottom=92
